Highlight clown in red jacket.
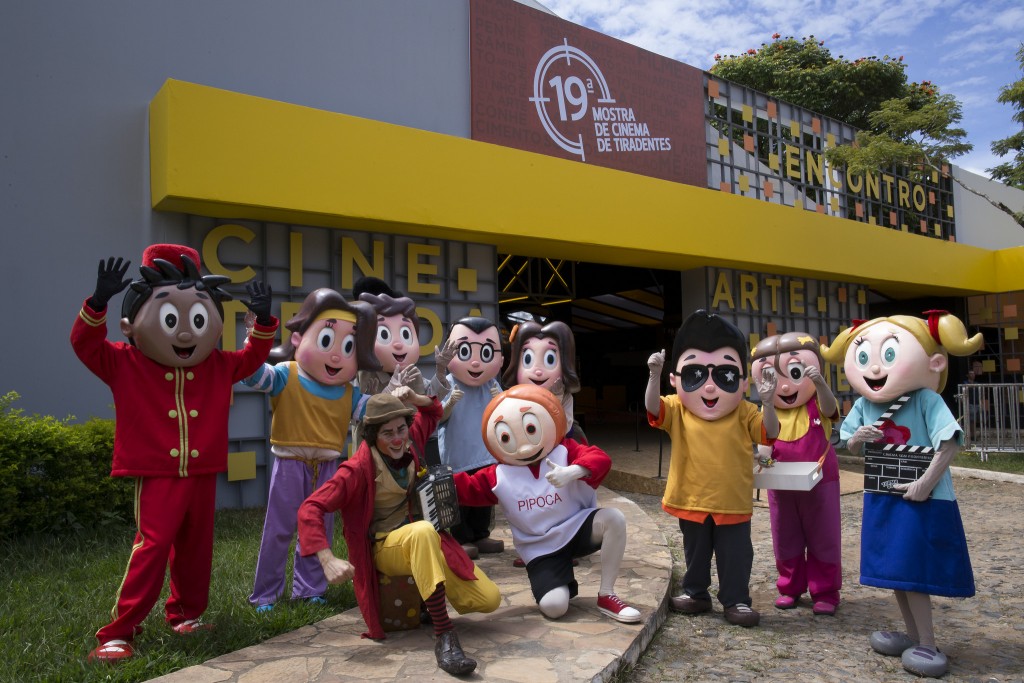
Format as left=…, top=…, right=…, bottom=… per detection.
left=70, top=244, right=277, bottom=663
left=297, top=389, right=500, bottom=676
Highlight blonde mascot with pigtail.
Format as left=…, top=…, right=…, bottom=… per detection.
left=821, top=311, right=981, bottom=678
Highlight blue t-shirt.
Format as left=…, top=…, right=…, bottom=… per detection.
left=841, top=389, right=961, bottom=500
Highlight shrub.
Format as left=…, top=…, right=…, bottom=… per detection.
left=0, top=391, right=132, bottom=537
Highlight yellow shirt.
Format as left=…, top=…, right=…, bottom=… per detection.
left=269, top=362, right=353, bottom=451
left=651, top=394, right=766, bottom=517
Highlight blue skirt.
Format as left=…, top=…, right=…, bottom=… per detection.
left=860, top=493, right=975, bottom=597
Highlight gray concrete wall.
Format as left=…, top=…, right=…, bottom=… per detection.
left=1, top=0, right=472, bottom=420
left=953, top=167, right=1024, bottom=250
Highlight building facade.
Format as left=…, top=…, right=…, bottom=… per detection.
left=4, top=0, right=1023, bottom=506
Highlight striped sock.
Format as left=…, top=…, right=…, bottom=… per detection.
left=425, top=586, right=453, bottom=636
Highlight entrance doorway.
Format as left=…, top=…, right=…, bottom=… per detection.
left=497, top=257, right=681, bottom=430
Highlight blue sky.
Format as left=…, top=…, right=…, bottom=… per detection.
left=539, top=0, right=1023, bottom=178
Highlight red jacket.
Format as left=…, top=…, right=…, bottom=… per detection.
left=297, top=398, right=474, bottom=640
left=70, top=299, right=278, bottom=477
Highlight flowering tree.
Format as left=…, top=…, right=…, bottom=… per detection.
left=710, top=35, right=908, bottom=132
left=712, top=35, right=1022, bottom=228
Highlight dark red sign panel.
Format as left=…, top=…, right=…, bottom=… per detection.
left=470, top=0, right=707, bottom=187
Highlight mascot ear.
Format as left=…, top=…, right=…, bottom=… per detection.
left=929, top=353, right=947, bottom=374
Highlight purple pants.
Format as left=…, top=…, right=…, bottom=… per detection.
left=249, top=457, right=338, bottom=606
left=767, top=479, right=842, bottom=606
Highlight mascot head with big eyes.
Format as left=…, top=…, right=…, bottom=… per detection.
left=751, top=332, right=823, bottom=410
left=481, top=384, right=567, bottom=466
left=820, top=312, right=983, bottom=403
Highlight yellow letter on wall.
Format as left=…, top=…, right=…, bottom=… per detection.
left=788, top=280, right=805, bottom=314
left=711, top=272, right=735, bottom=310
left=340, top=237, right=384, bottom=290
left=202, top=224, right=256, bottom=283
left=739, top=274, right=759, bottom=311
left=408, top=243, right=441, bottom=295
left=417, top=307, right=443, bottom=356
left=764, top=278, right=782, bottom=313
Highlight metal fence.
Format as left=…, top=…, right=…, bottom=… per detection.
left=956, top=383, right=1024, bottom=458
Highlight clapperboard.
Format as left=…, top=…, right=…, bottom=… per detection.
left=862, top=395, right=934, bottom=495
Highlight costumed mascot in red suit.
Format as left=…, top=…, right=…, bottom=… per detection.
left=71, top=244, right=277, bottom=662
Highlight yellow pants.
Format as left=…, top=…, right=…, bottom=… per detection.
left=374, top=520, right=501, bottom=615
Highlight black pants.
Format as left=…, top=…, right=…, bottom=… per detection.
left=679, top=516, right=753, bottom=608
left=450, top=466, right=494, bottom=544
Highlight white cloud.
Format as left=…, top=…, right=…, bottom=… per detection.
left=542, top=0, right=1021, bottom=178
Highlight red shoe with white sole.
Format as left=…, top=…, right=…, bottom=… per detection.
left=171, top=618, right=213, bottom=635
left=596, top=594, right=641, bottom=623
left=87, top=639, right=134, bottom=662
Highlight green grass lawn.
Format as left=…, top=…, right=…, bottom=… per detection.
left=0, top=507, right=354, bottom=683
left=953, top=450, right=1024, bottom=474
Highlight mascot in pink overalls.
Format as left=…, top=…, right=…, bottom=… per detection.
left=751, top=332, right=841, bottom=616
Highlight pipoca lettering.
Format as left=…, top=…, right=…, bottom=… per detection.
left=517, top=492, right=564, bottom=511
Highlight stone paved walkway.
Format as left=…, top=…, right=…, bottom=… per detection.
left=146, top=486, right=672, bottom=683
left=619, top=474, right=1024, bottom=683
left=145, top=416, right=1024, bottom=682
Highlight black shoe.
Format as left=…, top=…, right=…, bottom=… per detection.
left=723, top=603, right=760, bottom=627
left=669, top=594, right=712, bottom=614
left=434, top=630, right=477, bottom=676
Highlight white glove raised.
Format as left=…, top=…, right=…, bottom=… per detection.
left=846, top=425, right=883, bottom=452
left=544, top=458, right=587, bottom=488
left=647, top=349, right=665, bottom=374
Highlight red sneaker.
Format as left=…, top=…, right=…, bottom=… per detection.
left=87, top=639, right=134, bottom=662
left=596, top=594, right=641, bottom=623
left=171, top=618, right=213, bottom=635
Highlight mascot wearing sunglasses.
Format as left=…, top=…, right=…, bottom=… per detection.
left=750, top=332, right=842, bottom=616
left=644, top=310, right=779, bottom=627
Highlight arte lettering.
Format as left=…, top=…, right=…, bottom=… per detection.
left=711, top=270, right=825, bottom=316
left=517, top=492, right=564, bottom=511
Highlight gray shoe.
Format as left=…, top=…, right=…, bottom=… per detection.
left=669, top=594, right=712, bottom=614
left=901, top=645, right=948, bottom=678
left=869, top=630, right=916, bottom=656
left=473, top=537, right=505, bottom=554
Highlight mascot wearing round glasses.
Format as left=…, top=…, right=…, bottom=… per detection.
left=644, top=310, right=779, bottom=628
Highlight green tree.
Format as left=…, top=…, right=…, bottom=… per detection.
left=713, top=36, right=1024, bottom=228
left=988, top=44, right=1024, bottom=192
left=710, top=35, right=908, bottom=132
